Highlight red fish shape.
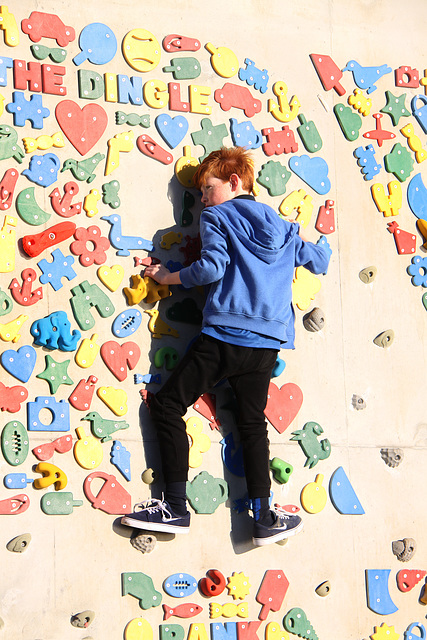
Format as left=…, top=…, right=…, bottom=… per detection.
left=163, top=603, right=203, bottom=621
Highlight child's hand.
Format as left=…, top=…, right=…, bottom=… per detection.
left=145, top=263, right=182, bottom=285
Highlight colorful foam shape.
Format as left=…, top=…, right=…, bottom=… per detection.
left=22, top=153, right=60, bottom=187
left=408, top=173, right=427, bottom=221
left=100, top=340, right=141, bottom=382
left=110, top=440, right=131, bottom=481
left=270, top=457, right=293, bottom=484
left=387, top=221, right=416, bottom=256
left=164, top=573, right=198, bottom=598
left=1, top=345, right=36, bottom=382
left=27, top=397, right=70, bottom=431
left=404, top=623, right=426, bottom=640
left=122, top=28, right=161, bottom=73
left=300, top=473, right=327, bottom=514
left=56, top=100, right=108, bottom=156
left=155, top=114, right=189, bottom=149
left=297, top=114, right=322, bottom=152
left=186, top=416, right=211, bottom=468
left=70, top=225, right=110, bottom=266
left=371, top=182, right=402, bottom=217
left=292, top=266, right=322, bottom=310
left=354, top=144, right=381, bottom=180
left=61, top=153, right=105, bottom=183
left=229, top=118, right=262, bottom=149
left=97, top=264, right=124, bottom=291
left=342, top=60, right=392, bottom=94
left=73, top=23, right=117, bottom=66
left=264, top=382, right=303, bottom=433
left=74, top=426, right=103, bottom=470
left=97, top=386, right=128, bottom=416
left=407, top=255, right=427, bottom=286
left=268, top=81, right=300, bottom=122
left=283, top=608, right=318, bottom=640
left=32, top=434, right=73, bottom=461
left=363, top=112, right=397, bottom=147
left=329, top=466, right=364, bottom=514
left=384, top=143, right=414, bottom=182
left=41, top=491, right=83, bottom=515
left=186, top=470, right=228, bottom=514
left=256, top=570, right=289, bottom=621
left=70, top=280, right=114, bottom=330
left=199, top=570, right=226, bottom=598
left=69, top=375, right=97, bottom=411
left=37, top=248, right=77, bottom=291
left=1, top=420, right=28, bottom=466
left=101, top=213, right=154, bottom=256
left=0, top=314, right=28, bottom=343
left=289, top=155, right=331, bottom=194
left=21, top=11, right=75, bottom=46
left=380, top=90, right=410, bottom=126
left=84, top=471, right=131, bottom=514
left=163, top=57, right=201, bottom=80
left=205, top=42, right=238, bottom=78
left=191, top=118, right=229, bottom=162
left=309, top=54, right=345, bottom=95
left=291, top=421, right=331, bottom=468
left=122, top=572, right=162, bottom=609
left=36, top=354, right=73, bottom=394
left=238, top=58, right=269, bottom=93
left=16, top=187, right=51, bottom=225
left=82, top=410, right=129, bottom=442
left=112, top=309, right=142, bottom=339
left=6, top=92, right=50, bottom=128
left=0, top=287, right=13, bottom=316
left=214, top=83, right=262, bottom=118
left=257, top=161, right=291, bottom=197
left=34, top=462, right=67, bottom=490
left=4, top=472, right=33, bottom=490
left=163, top=34, right=201, bottom=53
left=411, top=95, right=427, bottom=134
left=365, top=570, right=398, bottom=615
left=334, top=103, right=362, bottom=141
left=30, top=310, right=81, bottom=351
left=136, top=133, right=173, bottom=164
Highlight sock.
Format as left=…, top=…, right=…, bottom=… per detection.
left=165, top=482, right=187, bottom=516
left=252, top=497, right=275, bottom=526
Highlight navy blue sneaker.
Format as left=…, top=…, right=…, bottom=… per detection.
left=252, top=507, right=303, bottom=546
left=121, top=498, right=190, bottom=534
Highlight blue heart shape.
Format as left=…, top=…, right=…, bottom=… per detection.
left=155, top=114, right=189, bottom=149
left=1, top=345, right=37, bottom=382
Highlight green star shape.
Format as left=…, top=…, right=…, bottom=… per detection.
left=380, top=90, right=411, bottom=126
left=36, top=354, right=73, bottom=394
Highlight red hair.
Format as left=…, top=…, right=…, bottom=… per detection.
left=193, top=147, right=254, bottom=192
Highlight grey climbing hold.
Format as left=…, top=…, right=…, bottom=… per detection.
left=130, top=532, right=157, bottom=554
left=70, top=610, right=95, bottom=628
left=141, top=468, right=158, bottom=484
left=359, top=266, right=377, bottom=283
left=303, top=307, right=325, bottom=332
left=373, top=330, right=394, bottom=348
left=351, top=394, right=366, bottom=410
left=6, top=533, right=31, bottom=553
left=392, top=537, right=416, bottom=562
left=380, top=448, right=404, bottom=468
left=315, top=580, right=331, bottom=596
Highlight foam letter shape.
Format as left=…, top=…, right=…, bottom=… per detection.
left=329, top=466, right=364, bottom=514
left=366, top=570, right=398, bottom=615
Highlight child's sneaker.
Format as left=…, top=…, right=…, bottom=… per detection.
left=121, top=498, right=190, bottom=534
left=252, top=508, right=303, bottom=546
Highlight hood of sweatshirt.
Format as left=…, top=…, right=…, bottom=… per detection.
left=208, top=197, right=298, bottom=264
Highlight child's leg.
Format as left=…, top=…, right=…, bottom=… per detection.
left=227, top=348, right=277, bottom=502
left=149, top=335, right=225, bottom=504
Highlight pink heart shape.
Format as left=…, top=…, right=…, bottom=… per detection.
left=55, top=100, right=108, bottom=156
left=264, top=382, right=303, bottom=434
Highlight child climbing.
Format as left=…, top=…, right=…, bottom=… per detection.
left=121, top=146, right=330, bottom=546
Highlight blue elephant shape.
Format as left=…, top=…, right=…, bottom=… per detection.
left=30, top=310, right=81, bottom=351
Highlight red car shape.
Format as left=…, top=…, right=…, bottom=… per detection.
left=21, top=11, right=75, bottom=47
left=214, top=83, right=262, bottom=118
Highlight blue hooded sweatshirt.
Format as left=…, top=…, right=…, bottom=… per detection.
left=179, top=196, right=330, bottom=348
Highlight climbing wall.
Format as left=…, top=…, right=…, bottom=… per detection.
left=1, top=0, right=427, bottom=638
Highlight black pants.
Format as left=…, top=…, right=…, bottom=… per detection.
left=149, top=334, right=278, bottom=498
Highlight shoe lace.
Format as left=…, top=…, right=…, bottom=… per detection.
left=272, top=504, right=291, bottom=520
left=134, top=498, right=173, bottom=519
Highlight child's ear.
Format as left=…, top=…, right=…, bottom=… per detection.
left=229, top=173, right=239, bottom=190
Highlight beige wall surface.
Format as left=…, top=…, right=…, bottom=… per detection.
left=1, top=0, right=427, bottom=638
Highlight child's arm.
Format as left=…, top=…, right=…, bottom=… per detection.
left=145, top=263, right=182, bottom=285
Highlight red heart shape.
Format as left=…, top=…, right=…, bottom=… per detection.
left=264, top=382, right=303, bottom=434
left=100, top=341, right=140, bottom=382
left=55, top=100, right=108, bottom=156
